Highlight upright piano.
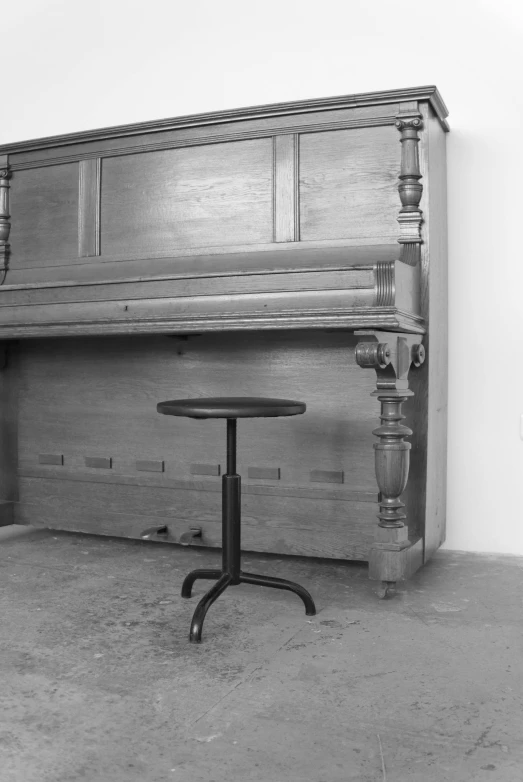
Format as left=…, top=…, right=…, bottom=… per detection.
left=0, top=85, right=449, bottom=594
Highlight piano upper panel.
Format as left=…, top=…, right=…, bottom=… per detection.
left=0, top=86, right=448, bottom=338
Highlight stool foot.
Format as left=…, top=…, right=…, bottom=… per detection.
left=240, top=572, right=317, bottom=616
left=181, top=569, right=222, bottom=598
left=189, top=573, right=232, bottom=643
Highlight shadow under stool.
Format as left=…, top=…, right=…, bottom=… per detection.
left=156, top=397, right=317, bottom=643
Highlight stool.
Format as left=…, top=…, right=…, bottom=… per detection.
left=157, top=397, right=317, bottom=643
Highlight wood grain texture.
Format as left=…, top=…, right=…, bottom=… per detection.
left=0, top=268, right=375, bottom=306
left=8, top=163, right=79, bottom=269
left=78, top=158, right=101, bottom=257
left=101, top=140, right=273, bottom=255
left=273, top=134, right=299, bottom=242
left=16, top=332, right=377, bottom=492
left=299, top=126, right=399, bottom=241
left=15, top=331, right=379, bottom=560
left=17, top=476, right=375, bottom=560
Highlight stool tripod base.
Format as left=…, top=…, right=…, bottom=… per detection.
left=182, top=567, right=317, bottom=643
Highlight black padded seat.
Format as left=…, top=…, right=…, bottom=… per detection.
left=157, top=396, right=306, bottom=419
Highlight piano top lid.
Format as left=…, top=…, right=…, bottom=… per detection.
left=0, top=85, right=449, bottom=155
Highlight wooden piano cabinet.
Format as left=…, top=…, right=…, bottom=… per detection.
left=0, top=86, right=449, bottom=592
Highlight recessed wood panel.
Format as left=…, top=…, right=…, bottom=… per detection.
left=299, top=126, right=399, bottom=241
left=9, top=163, right=79, bottom=268
left=15, top=332, right=378, bottom=560
left=17, top=332, right=376, bottom=491
left=100, top=139, right=273, bottom=256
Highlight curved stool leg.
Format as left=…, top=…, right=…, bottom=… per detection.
left=181, top=569, right=222, bottom=598
left=240, top=572, right=316, bottom=616
left=189, top=573, right=232, bottom=643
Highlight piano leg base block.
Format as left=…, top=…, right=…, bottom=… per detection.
left=368, top=535, right=423, bottom=588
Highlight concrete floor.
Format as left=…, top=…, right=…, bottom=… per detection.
left=1, top=526, right=522, bottom=782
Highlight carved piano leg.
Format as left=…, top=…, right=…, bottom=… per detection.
left=355, top=331, right=425, bottom=597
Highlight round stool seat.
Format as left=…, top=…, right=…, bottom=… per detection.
left=157, top=396, right=306, bottom=419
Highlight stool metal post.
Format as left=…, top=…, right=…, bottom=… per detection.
left=222, top=419, right=241, bottom=584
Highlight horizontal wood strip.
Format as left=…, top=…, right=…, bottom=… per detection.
left=18, top=477, right=374, bottom=526
left=17, top=503, right=372, bottom=561
left=4, top=238, right=399, bottom=281
left=0, top=289, right=379, bottom=323
left=0, top=268, right=375, bottom=307
left=17, top=477, right=376, bottom=560
left=17, top=468, right=378, bottom=503
left=8, top=114, right=399, bottom=172
left=1, top=309, right=425, bottom=339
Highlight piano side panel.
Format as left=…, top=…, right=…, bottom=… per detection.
left=420, top=104, right=449, bottom=560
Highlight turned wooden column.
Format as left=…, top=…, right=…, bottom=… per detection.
left=396, top=114, right=423, bottom=267
left=0, top=156, right=11, bottom=277
left=356, top=331, right=425, bottom=596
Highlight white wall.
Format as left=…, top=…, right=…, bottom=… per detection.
left=4, top=0, right=523, bottom=554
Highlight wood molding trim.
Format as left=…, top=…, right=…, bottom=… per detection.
left=0, top=86, right=449, bottom=159
left=78, top=158, right=101, bottom=258
left=0, top=307, right=426, bottom=339
left=18, top=467, right=378, bottom=504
